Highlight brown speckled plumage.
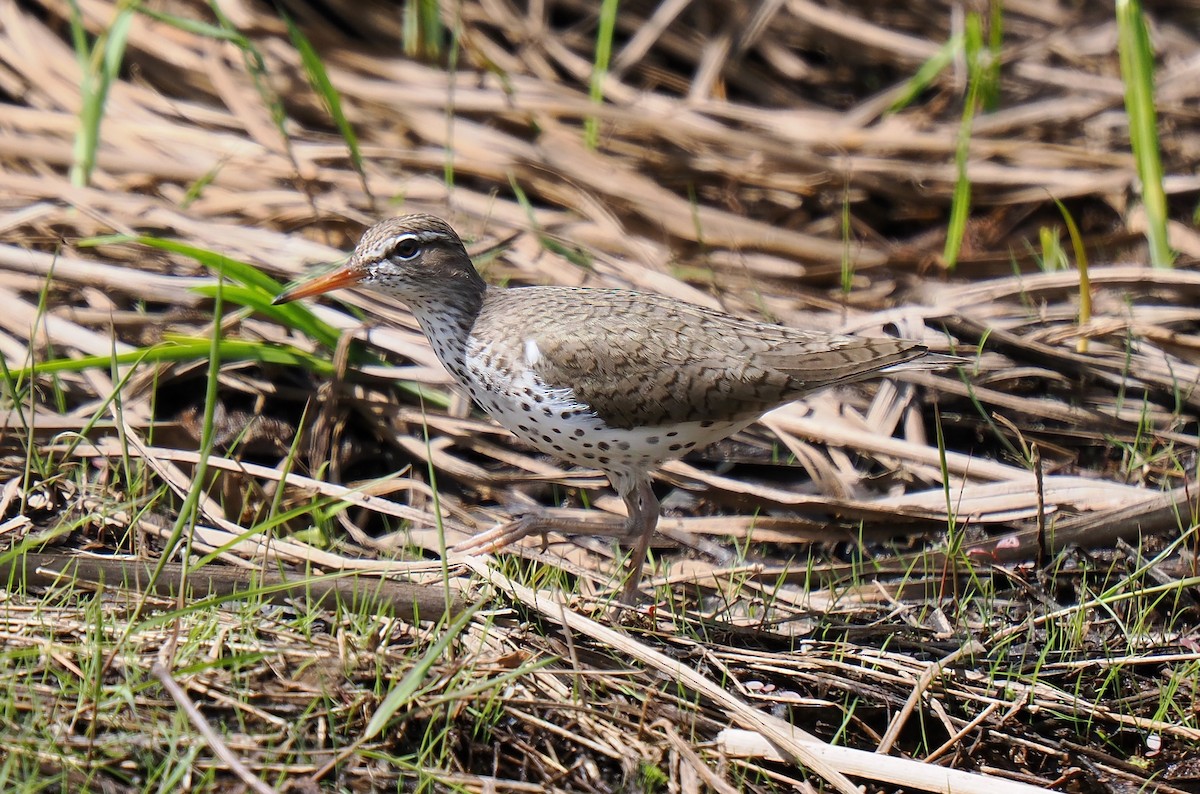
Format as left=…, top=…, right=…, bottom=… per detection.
left=473, top=288, right=917, bottom=428
left=275, top=214, right=932, bottom=601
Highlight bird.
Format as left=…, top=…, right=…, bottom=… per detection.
left=274, top=214, right=940, bottom=602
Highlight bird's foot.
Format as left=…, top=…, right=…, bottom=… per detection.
left=454, top=507, right=634, bottom=554
left=452, top=512, right=561, bottom=554
left=451, top=490, right=659, bottom=606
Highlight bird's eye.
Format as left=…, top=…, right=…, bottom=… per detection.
left=391, top=238, right=421, bottom=260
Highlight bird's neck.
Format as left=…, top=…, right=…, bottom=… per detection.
left=406, top=283, right=490, bottom=367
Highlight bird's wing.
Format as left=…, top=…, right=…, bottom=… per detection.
left=474, top=288, right=924, bottom=430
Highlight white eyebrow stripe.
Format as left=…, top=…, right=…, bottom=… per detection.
left=366, top=230, right=450, bottom=259
left=410, top=231, right=449, bottom=243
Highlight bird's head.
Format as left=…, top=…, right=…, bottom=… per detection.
left=273, top=214, right=484, bottom=305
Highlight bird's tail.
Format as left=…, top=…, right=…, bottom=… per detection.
left=881, top=352, right=971, bottom=373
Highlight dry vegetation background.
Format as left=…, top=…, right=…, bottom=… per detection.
left=3, top=0, right=1200, bottom=792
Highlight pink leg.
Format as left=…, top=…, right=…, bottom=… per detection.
left=452, top=474, right=661, bottom=602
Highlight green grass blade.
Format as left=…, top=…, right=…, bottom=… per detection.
left=1051, top=198, right=1092, bottom=353
left=180, top=160, right=224, bottom=208
left=82, top=234, right=346, bottom=349
left=179, top=277, right=227, bottom=578
left=403, top=0, right=444, bottom=59
left=133, top=5, right=249, bottom=42
left=422, top=656, right=554, bottom=708
left=1117, top=0, right=1173, bottom=268
left=189, top=285, right=344, bottom=350
left=943, top=13, right=986, bottom=270
left=96, top=277, right=234, bottom=678
left=419, top=0, right=444, bottom=56
left=66, top=0, right=89, bottom=66
left=888, top=34, right=961, bottom=114
left=70, top=2, right=135, bottom=187
left=584, top=0, right=619, bottom=149
left=363, top=602, right=481, bottom=740
left=81, top=234, right=280, bottom=292
left=1037, top=226, right=1067, bottom=272
left=281, top=10, right=370, bottom=201
left=11, top=338, right=333, bottom=379
left=189, top=2, right=292, bottom=157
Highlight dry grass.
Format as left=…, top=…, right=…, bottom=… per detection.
left=1, top=0, right=1199, bottom=791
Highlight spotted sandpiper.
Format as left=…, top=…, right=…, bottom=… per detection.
left=275, top=214, right=937, bottom=601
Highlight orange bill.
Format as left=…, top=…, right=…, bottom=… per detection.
left=272, top=262, right=364, bottom=305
